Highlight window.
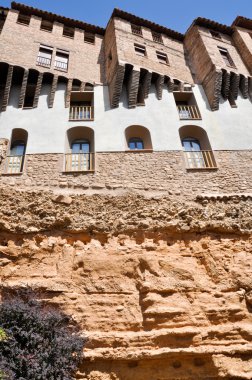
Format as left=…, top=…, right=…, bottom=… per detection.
left=37, top=45, right=53, bottom=68
left=182, top=138, right=207, bottom=169
left=152, top=31, right=163, bottom=44
left=218, top=47, right=236, bottom=68
left=125, top=126, right=153, bottom=151
left=23, top=84, right=36, bottom=108
left=179, top=125, right=217, bottom=169
left=40, top=19, right=53, bottom=32
left=156, top=51, right=168, bottom=64
left=134, top=44, right=146, bottom=57
left=131, top=24, right=142, bottom=36
left=65, top=127, right=95, bottom=172
left=7, top=141, right=26, bottom=173
left=6, top=128, right=28, bottom=174
left=17, top=13, right=30, bottom=25
left=55, top=50, right=69, bottom=72
left=63, top=25, right=74, bottom=38
left=174, top=92, right=201, bottom=120
left=210, top=30, right=221, bottom=40
left=128, top=137, right=144, bottom=150
left=84, top=31, right=95, bottom=44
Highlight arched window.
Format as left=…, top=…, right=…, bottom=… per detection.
left=6, top=129, right=28, bottom=174
left=125, top=125, right=152, bottom=151
left=128, top=137, right=144, bottom=150
left=65, top=127, right=94, bottom=172
left=70, top=139, right=90, bottom=171
left=179, top=126, right=217, bottom=169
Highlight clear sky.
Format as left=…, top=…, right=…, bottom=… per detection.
left=1, top=0, right=252, bottom=33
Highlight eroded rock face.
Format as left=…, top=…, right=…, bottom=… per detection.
left=0, top=187, right=252, bottom=379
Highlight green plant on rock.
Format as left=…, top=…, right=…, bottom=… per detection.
left=0, top=290, right=85, bottom=380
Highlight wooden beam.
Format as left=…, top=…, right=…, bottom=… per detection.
left=65, top=78, right=73, bottom=108
left=229, top=72, right=239, bottom=100
left=127, top=67, right=140, bottom=108
left=239, top=75, right=249, bottom=99
left=1, top=64, right=13, bottom=112
left=167, top=77, right=174, bottom=92
left=49, top=74, right=58, bottom=108
left=221, top=70, right=230, bottom=100
left=109, top=63, right=125, bottom=108
left=155, top=74, right=164, bottom=100
left=18, top=69, right=29, bottom=108
left=33, top=72, right=43, bottom=108
left=143, top=70, right=152, bottom=99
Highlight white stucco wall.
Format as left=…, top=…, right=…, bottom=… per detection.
left=0, top=82, right=251, bottom=154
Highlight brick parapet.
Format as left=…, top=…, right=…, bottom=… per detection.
left=0, top=151, right=251, bottom=197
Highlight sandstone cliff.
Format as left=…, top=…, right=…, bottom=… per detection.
left=0, top=186, right=252, bottom=379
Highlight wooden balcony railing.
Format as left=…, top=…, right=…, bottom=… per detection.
left=5, top=155, right=24, bottom=174
left=69, top=106, right=94, bottom=121
left=54, top=60, right=68, bottom=71
left=177, top=105, right=201, bottom=120
left=37, top=56, right=51, bottom=67
left=184, top=150, right=217, bottom=169
left=65, top=153, right=95, bottom=172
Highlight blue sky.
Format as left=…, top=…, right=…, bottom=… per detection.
left=1, top=0, right=252, bottom=33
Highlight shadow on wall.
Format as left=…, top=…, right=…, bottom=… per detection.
left=179, top=124, right=213, bottom=150
left=125, top=125, right=153, bottom=150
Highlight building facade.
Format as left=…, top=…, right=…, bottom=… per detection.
left=1, top=3, right=252, bottom=380
left=0, top=2, right=251, bottom=195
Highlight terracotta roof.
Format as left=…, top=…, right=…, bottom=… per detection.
left=11, top=2, right=105, bottom=35
left=232, top=16, right=252, bottom=30
left=191, top=17, right=233, bottom=35
left=111, top=8, right=184, bottom=41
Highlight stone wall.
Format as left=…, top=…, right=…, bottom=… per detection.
left=0, top=188, right=252, bottom=379
left=0, top=151, right=252, bottom=196
left=0, top=138, right=8, bottom=164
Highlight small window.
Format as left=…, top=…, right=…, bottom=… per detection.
left=131, top=24, right=142, bottom=36
left=218, top=47, right=236, bottom=68
left=152, top=31, right=163, bottom=44
left=37, top=45, right=53, bottom=68
left=134, top=44, right=146, bottom=57
left=84, top=31, right=95, bottom=44
left=156, top=51, right=168, bottom=64
left=55, top=50, right=69, bottom=72
left=63, top=25, right=74, bottom=38
left=128, top=137, right=144, bottom=150
left=41, top=19, right=53, bottom=32
left=7, top=140, right=26, bottom=173
left=17, top=13, right=30, bottom=25
left=210, top=30, right=221, bottom=40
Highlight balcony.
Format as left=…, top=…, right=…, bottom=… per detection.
left=37, top=56, right=51, bottom=68
left=69, top=106, right=94, bottom=121
left=4, top=155, right=24, bottom=174
left=184, top=150, right=217, bottom=169
left=177, top=105, right=201, bottom=120
left=65, top=153, right=95, bottom=172
left=54, top=60, right=68, bottom=72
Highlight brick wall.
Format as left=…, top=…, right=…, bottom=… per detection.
left=233, top=27, right=252, bottom=75
left=113, top=18, right=193, bottom=84
left=1, top=151, right=251, bottom=197
left=0, top=9, right=105, bottom=84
